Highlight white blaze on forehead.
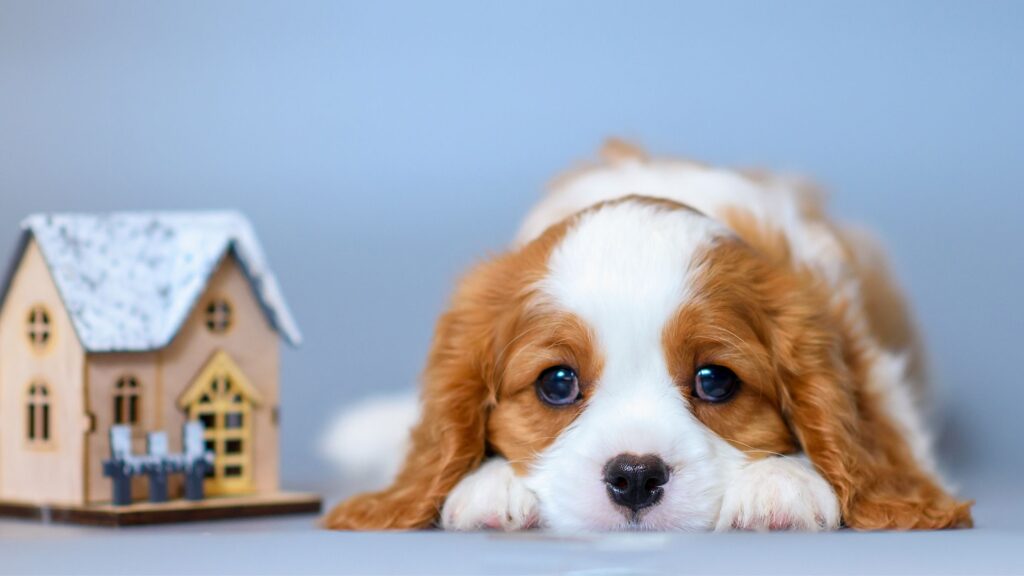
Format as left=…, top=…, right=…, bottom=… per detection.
left=540, top=201, right=725, bottom=362
left=526, top=202, right=741, bottom=530
left=539, top=201, right=726, bottom=458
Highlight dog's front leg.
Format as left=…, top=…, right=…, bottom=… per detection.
left=440, top=457, right=540, bottom=531
left=716, top=454, right=841, bottom=531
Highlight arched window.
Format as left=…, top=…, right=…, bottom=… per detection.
left=26, top=305, right=52, bottom=351
left=114, top=376, right=141, bottom=426
left=27, top=383, right=51, bottom=444
left=204, top=298, right=232, bottom=334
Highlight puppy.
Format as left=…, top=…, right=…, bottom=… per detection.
left=324, top=142, right=973, bottom=531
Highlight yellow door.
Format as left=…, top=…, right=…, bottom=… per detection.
left=179, top=350, right=263, bottom=496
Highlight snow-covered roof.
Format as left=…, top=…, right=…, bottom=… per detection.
left=0, top=211, right=302, bottom=352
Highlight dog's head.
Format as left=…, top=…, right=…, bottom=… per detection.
left=326, top=195, right=970, bottom=531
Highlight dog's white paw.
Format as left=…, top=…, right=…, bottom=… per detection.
left=440, top=457, right=540, bottom=531
left=716, top=455, right=840, bottom=532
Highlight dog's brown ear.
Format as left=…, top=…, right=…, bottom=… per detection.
left=715, top=207, right=972, bottom=530
left=323, top=261, right=509, bottom=530
left=778, top=326, right=973, bottom=530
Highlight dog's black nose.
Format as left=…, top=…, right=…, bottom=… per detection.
left=603, top=453, right=670, bottom=512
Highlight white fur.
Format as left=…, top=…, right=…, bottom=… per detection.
left=440, top=458, right=540, bottom=531
left=716, top=455, right=840, bottom=531
left=525, top=203, right=753, bottom=531
left=864, top=348, right=943, bottom=484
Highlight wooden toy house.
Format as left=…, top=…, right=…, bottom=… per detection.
left=0, top=212, right=320, bottom=525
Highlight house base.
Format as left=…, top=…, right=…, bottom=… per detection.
left=0, top=491, right=322, bottom=527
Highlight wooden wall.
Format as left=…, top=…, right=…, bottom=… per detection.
left=0, top=239, right=86, bottom=505
left=84, top=253, right=281, bottom=503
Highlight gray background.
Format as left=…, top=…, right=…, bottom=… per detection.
left=1, top=1, right=1023, bottom=573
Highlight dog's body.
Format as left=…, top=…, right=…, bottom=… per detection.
left=324, top=143, right=972, bottom=531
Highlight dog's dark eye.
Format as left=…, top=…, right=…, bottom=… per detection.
left=694, top=365, right=740, bottom=402
left=535, top=366, right=580, bottom=407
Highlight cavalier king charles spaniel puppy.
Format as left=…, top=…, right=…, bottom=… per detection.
left=324, top=141, right=973, bottom=532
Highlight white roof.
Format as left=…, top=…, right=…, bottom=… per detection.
left=1, top=211, right=302, bottom=352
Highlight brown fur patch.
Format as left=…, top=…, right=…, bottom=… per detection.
left=837, top=226, right=929, bottom=388
left=663, top=239, right=800, bottom=458
left=600, top=138, right=648, bottom=163
left=488, top=311, right=602, bottom=476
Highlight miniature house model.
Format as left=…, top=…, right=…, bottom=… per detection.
left=0, top=212, right=318, bottom=524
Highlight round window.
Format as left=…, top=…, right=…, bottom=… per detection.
left=205, top=299, right=232, bottom=333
